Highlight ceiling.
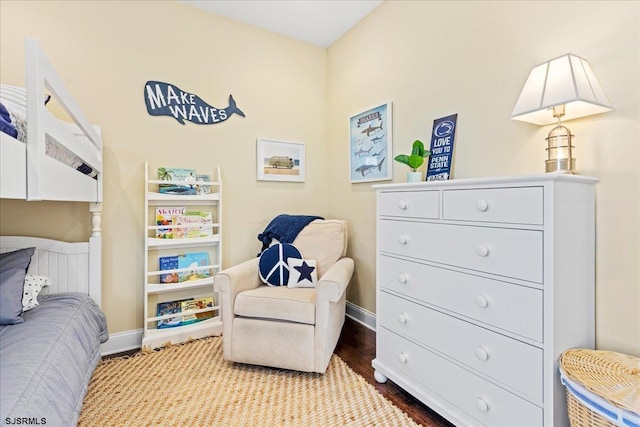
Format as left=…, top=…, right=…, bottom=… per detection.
left=179, top=0, right=383, bottom=48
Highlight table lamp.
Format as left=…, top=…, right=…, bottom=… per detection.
left=511, top=53, right=613, bottom=174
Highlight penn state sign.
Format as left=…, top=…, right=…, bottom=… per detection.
left=144, top=81, right=245, bottom=125
left=426, top=114, right=457, bottom=181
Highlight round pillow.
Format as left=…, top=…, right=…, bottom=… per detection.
left=258, top=243, right=302, bottom=286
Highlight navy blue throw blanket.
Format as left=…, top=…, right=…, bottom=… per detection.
left=257, top=214, right=324, bottom=255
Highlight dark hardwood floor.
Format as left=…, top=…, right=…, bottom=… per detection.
left=335, top=317, right=454, bottom=427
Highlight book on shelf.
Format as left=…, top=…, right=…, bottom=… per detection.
left=181, top=297, right=214, bottom=326
left=178, top=252, right=211, bottom=282
left=157, top=167, right=197, bottom=195
left=172, top=214, right=201, bottom=239
left=196, top=174, right=211, bottom=195
left=172, top=211, right=213, bottom=239
left=158, top=255, right=179, bottom=284
left=187, top=211, right=213, bottom=237
left=156, top=298, right=193, bottom=329
left=155, top=207, right=186, bottom=239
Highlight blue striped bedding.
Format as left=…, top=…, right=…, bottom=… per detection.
left=0, top=293, right=108, bottom=426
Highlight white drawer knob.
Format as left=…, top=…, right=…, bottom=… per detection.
left=398, top=353, right=409, bottom=364
left=475, top=397, right=490, bottom=413
left=398, top=234, right=409, bottom=245
left=475, top=199, right=489, bottom=212
left=475, top=245, right=489, bottom=257
left=475, top=347, right=490, bottom=361
left=397, top=273, right=409, bottom=284
left=398, top=200, right=408, bottom=210
left=397, top=313, right=408, bottom=324
left=475, top=295, right=489, bottom=308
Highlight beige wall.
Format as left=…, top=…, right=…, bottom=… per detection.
left=0, top=1, right=329, bottom=334
left=1, top=1, right=638, bottom=357
left=327, top=1, right=639, bottom=356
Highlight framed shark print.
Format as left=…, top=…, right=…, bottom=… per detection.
left=349, top=102, right=392, bottom=183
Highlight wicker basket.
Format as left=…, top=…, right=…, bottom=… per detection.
left=559, top=349, right=640, bottom=427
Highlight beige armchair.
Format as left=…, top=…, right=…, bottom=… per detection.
left=214, top=220, right=354, bottom=373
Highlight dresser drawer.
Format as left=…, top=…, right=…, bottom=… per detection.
left=378, top=255, right=543, bottom=341
left=378, top=190, right=439, bottom=219
left=379, top=220, right=543, bottom=283
left=377, top=328, right=543, bottom=426
left=443, top=187, right=543, bottom=225
left=379, top=291, right=543, bottom=402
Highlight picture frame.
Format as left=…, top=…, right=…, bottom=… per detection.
left=349, top=102, right=392, bottom=183
left=256, top=139, right=305, bottom=182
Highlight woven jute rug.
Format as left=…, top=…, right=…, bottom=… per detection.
left=79, top=336, right=419, bottom=426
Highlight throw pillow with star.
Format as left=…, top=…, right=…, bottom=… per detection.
left=287, top=258, right=318, bottom=288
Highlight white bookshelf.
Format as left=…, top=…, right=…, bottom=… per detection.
left=141, top=162, right=223, bottom=349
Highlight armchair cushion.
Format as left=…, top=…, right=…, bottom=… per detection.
left=234, top=286, right=316, bottom=325
left=291, top=220, right=348, bottom=278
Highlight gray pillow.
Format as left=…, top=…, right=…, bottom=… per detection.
left=0, top=247, right=35, bottom=324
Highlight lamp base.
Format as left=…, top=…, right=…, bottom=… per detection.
left=545, top=158, right=575, bottom=174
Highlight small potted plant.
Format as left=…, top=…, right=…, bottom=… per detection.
left=394, top=140, right=430, bottom=182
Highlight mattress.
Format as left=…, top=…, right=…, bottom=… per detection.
left=0, top=293, right=109, bottom=426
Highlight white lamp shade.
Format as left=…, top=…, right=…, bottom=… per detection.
left=511, top=54, right=613, bottom=125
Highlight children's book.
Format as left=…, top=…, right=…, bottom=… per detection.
left=156, top=298, right=193, bottom=329
left=185, top=211, right=213, bottom=237
left=159, top=255, right=179, bottom=284
left=157, top=167, right=197, bottom=195
left=180, top=297, right=214, bottom=326
left=196, top=174, right=211, bottom=195
left=178, top=252, right=210, bottom=282
left=155, top=207, right=186, bottom=238
left=172, top=214, right=202, bottom=239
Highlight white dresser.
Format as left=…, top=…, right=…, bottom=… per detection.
left=373, top=174, right=596, bottom=427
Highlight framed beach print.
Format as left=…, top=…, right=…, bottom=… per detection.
left=349, top=102, right=392, bottom=183
left=256, top=139, right=305, bottom=182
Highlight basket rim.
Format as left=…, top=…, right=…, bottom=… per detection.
left=560, top=349, right=640, bottom=414
left=560, top=370, right=640, bottom=426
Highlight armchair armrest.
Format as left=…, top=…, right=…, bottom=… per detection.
left=316, top=257, right=354, bottom=302
left=214, top=257, right=262, bottom=301
left=214, top=258, right=263, bottom=359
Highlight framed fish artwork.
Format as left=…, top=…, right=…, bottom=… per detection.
left=349, top=102, right=392, bottom=183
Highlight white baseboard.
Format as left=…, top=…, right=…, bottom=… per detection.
left=101, top=303, right=376, bottom=356
left=100, top=328, right=143, bottom=356
left=345, top=301, right=376, bottom=331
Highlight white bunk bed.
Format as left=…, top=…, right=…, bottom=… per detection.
left=0, top=35, right=103, bottom=303
left=0, top=37, right=103, bottom=203
left=0, top=37, right=107, bottom=426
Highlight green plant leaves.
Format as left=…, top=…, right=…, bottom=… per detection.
left=411, top=140, right=426, bottom=156
left=394, top=140, right=431, bottom=172
left=394, top=154, right=411, bottom=166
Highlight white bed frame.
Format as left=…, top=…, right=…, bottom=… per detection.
left=0, top=37, right=103, bottom=202
left=0, top=235, right=101, bottom=308
left=0, top=37, right=103, bottom=307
